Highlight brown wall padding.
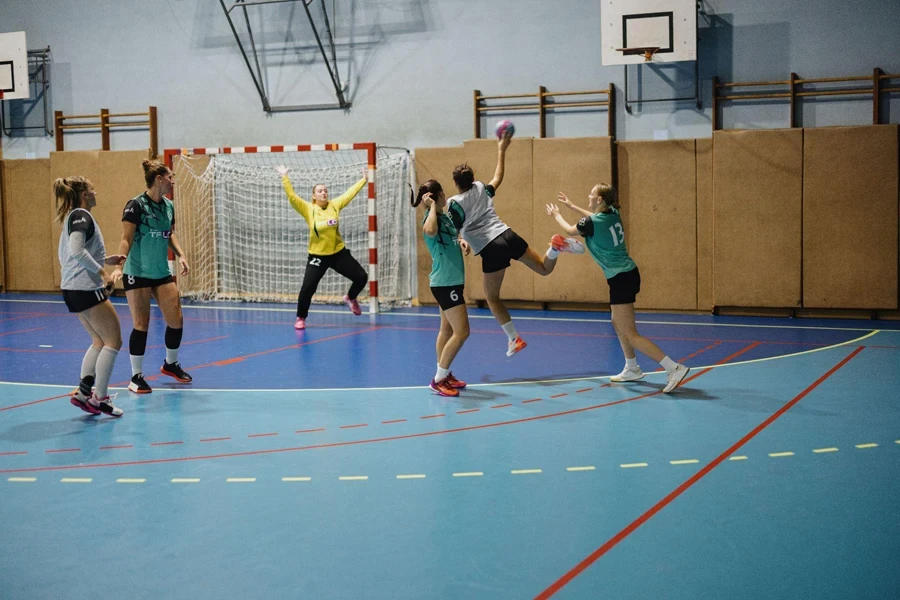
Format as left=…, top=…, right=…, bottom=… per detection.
left=532, top=138, right=613, bottom=303
left=803, top=125, right=899, bottom=309
left=618, top=140, right=697, bottom=310
left=713, top=129, right=803, bottom=307
left=171, top=154, right=215, bottom=298
left=0, top=166, right=6, bottom=290
left=461, top=138, right=535, bottom=302
left=696, top=138, right=713, bottom=311
left=1, top=159, right=53, bottom=291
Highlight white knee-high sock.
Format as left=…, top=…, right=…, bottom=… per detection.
left=81, top=345, right=102, bottom=379
left=94, top=347, right=119, bottom=399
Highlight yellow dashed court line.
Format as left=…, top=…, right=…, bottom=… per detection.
left=339, top=476, right=368, bottom=481
left=226, top=478, right=257, bottom=483
left=282, top=477, right=311, bottom=482
left=8, top=477, right=36, bottom=482
left=669, top=459, right=699, bottom=465
left=60, top=478, right=92, bottom=483
left=566, top=466, right=596, bottom=472
left=453, top=472, right=483, bottom=477
left=620, top=463, right=648, bottom=469
left=769, top=452, right=795, bottom=457
left=511, top=469, right=542, bottom=475
left=116, top=478, right=146, bottom=483
left=396, top=474, right=426, bottom=480
left=813, top=448, right=839, bottom=454
left=855, top=443, right=878, bottom=449
left=171, top=478, right=200, bottom=483
left=729, top=456, right=748, bottom=461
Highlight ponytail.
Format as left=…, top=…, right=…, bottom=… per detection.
left=53, top=176, right=91, bottom=223
left=596, top=183, right=619, bottom=211
left=412, top=179, right=443, bottom=208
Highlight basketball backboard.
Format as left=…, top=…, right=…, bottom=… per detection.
left=0, top=32, right=29, bottom=100
left=601, top=0, right=697, bottom=66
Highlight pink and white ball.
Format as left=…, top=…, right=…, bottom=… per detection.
left=495, top=119, right=515, bottom=139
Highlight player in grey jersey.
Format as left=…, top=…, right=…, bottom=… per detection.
left=55, top=176, right=126, bottom=417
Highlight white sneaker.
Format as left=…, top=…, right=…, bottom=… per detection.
left=610, top=366, right=644, bottom=382
left=89, top=393, right=124, bottom=417
left=663, top=364, right=690, bottom=393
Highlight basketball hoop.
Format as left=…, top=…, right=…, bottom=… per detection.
left=616, top=46, right=661, bottom=62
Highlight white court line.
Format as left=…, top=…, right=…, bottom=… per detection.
left=0, top=330, right=879, bottom=394
left=2, top=298, right=897, bottom=332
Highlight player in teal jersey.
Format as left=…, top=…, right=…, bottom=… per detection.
left=413, top=179, right=471, bottom=397
left=547, top=183, right=690, bottom=393
left=111, top=159, right=192, bottom=394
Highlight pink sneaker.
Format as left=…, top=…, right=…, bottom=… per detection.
left=344, top=295, right=362, bottom=316
left=71, top=395, right=101, bottom=415
left=294, top=317, right=306, bottom=330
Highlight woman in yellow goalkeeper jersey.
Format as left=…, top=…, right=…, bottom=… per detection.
left=276, top=165, right=369, bottom=329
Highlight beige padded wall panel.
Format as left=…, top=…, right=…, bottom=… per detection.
left=713, top=129, right=803, bottom=307
left=50, top=152, right=101, bottom=288
left=413, top=147, right=468, bottom=304
left=461, top=138, right=535, bottom=302
left=803, top=125, right=899, bottom=309
left=618, top=140, right=697, bottom=310
left=1, top=159, right=53, bottom=291
left=0, top=163, right=6, bottom=289
left=98, top=151, right=148, bottom=290
left=532, top=138, right=613, bottom=303
left=696, top=138, right=713, bottom=311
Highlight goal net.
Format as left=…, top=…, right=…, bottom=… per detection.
left=167, top=144, right=414, bottom=311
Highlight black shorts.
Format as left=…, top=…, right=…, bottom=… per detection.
left=123, top=274, right=174, bottom=291
left=62, top=289, right=109, bottom=313
left=607, top=267, right=641, bottom=305
left=431, top=284, right=465, bottom=311
left=478, top=228, right=529, bottom=273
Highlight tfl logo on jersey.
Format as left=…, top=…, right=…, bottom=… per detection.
left=149, top=230, right=172, bottom=239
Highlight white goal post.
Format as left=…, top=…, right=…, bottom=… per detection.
left=164, top=142, right=414, bottom=313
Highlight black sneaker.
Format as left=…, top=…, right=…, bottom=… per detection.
left=160, top=361, right=193, bottom=383
left=128, top=373, right=152, bottom=394
left=78, top=374, right=95, bottom=398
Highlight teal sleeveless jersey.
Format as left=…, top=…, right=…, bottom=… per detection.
left=576, top=208, right=637, bottom=279
left=423, top=210, right=465, bottom=287
left=122, top=193, right=175, bottom=280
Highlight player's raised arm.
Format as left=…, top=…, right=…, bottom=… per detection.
left=488, top=129, right=512, bottom=191
left=277, top=166, right=313, bottom=220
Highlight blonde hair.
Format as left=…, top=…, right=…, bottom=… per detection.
left=595, top=183, right=619, bottom=212
left=53, top=176, right=92, bottom=224
left=142, top=158, right=169, bottom=188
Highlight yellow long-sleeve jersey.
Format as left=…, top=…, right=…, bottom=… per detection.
left=282, top=175, right=368, bottom=256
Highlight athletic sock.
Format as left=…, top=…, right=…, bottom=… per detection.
left=80, top=345, right=101, bottom=380
left=625, top=356, right=638, bottom=369
left=94, top=347, right=119, bottom=399
left=660, top=356, right=677, bottom=372
left=501, top=321, right=518, bottom=341
left=546, top=247, right=560, bottom=260
left=436, top=366, right=450, bottom=381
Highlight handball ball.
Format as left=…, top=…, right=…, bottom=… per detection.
left=495, top=119, right=515, bottom=139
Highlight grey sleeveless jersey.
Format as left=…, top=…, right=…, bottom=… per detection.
left=58, top=209, right=106, bottom=291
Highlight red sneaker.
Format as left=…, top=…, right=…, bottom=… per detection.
left=446, top=372, right=467, bottom=389
left=506, top=336, right=527, bottom=357
left=344, top=295, right=362, bottom=316
left=429, top=377, right=459, bottom=397
left=294, top=317, right=306, bottom=330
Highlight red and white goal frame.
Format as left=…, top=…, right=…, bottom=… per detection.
left=163, top=142, right=381, bottom=313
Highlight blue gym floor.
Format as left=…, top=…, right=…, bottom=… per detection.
left=1, top=293, right=899, bottom=599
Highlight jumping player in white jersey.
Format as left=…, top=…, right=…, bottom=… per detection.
left=547, top=184, right=690, bottom=393
left=447, top=130, right=584, bottom=357
left=55, top=176, right=126, bottom=416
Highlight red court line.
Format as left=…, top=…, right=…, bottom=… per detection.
left=45, top=448, right=80, bottom=454
left=248, top=432, right=278, bottom=438
left=490, top=403, right=513, bottom=409
left=99, top=445, right=133, bottom=450
left=550, top=393, right=568, bottom=399
left=0, top=375, right=713, bottom=474
left=0, top=392, right=70, bottom=412
left=150, top=441, right=183, bottom=447
left=0, top=327, right=45, bottom=338
left=0, top=451, right=28, bottom=456
left=521, top=399, right=542, bottom=404
left=340, top=424, right=368, bottom=429
left=382, top=419, right=407, bottom=424
left=420, top=414, right=445, bottom=419
left=147, top=335, right=230, bottom=350
left=576, top=388, right=593, bottom=393
left=457, top=409, right=480, bottom=414
left=677, top=341, right=722, bottom=364
left=200, top=437, right=231, bottom=442
left=295, top=428, right=325, bottom=434
left=533, top=345, right=865, bottom=599
left=0, top=346, right=83, bottom=354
